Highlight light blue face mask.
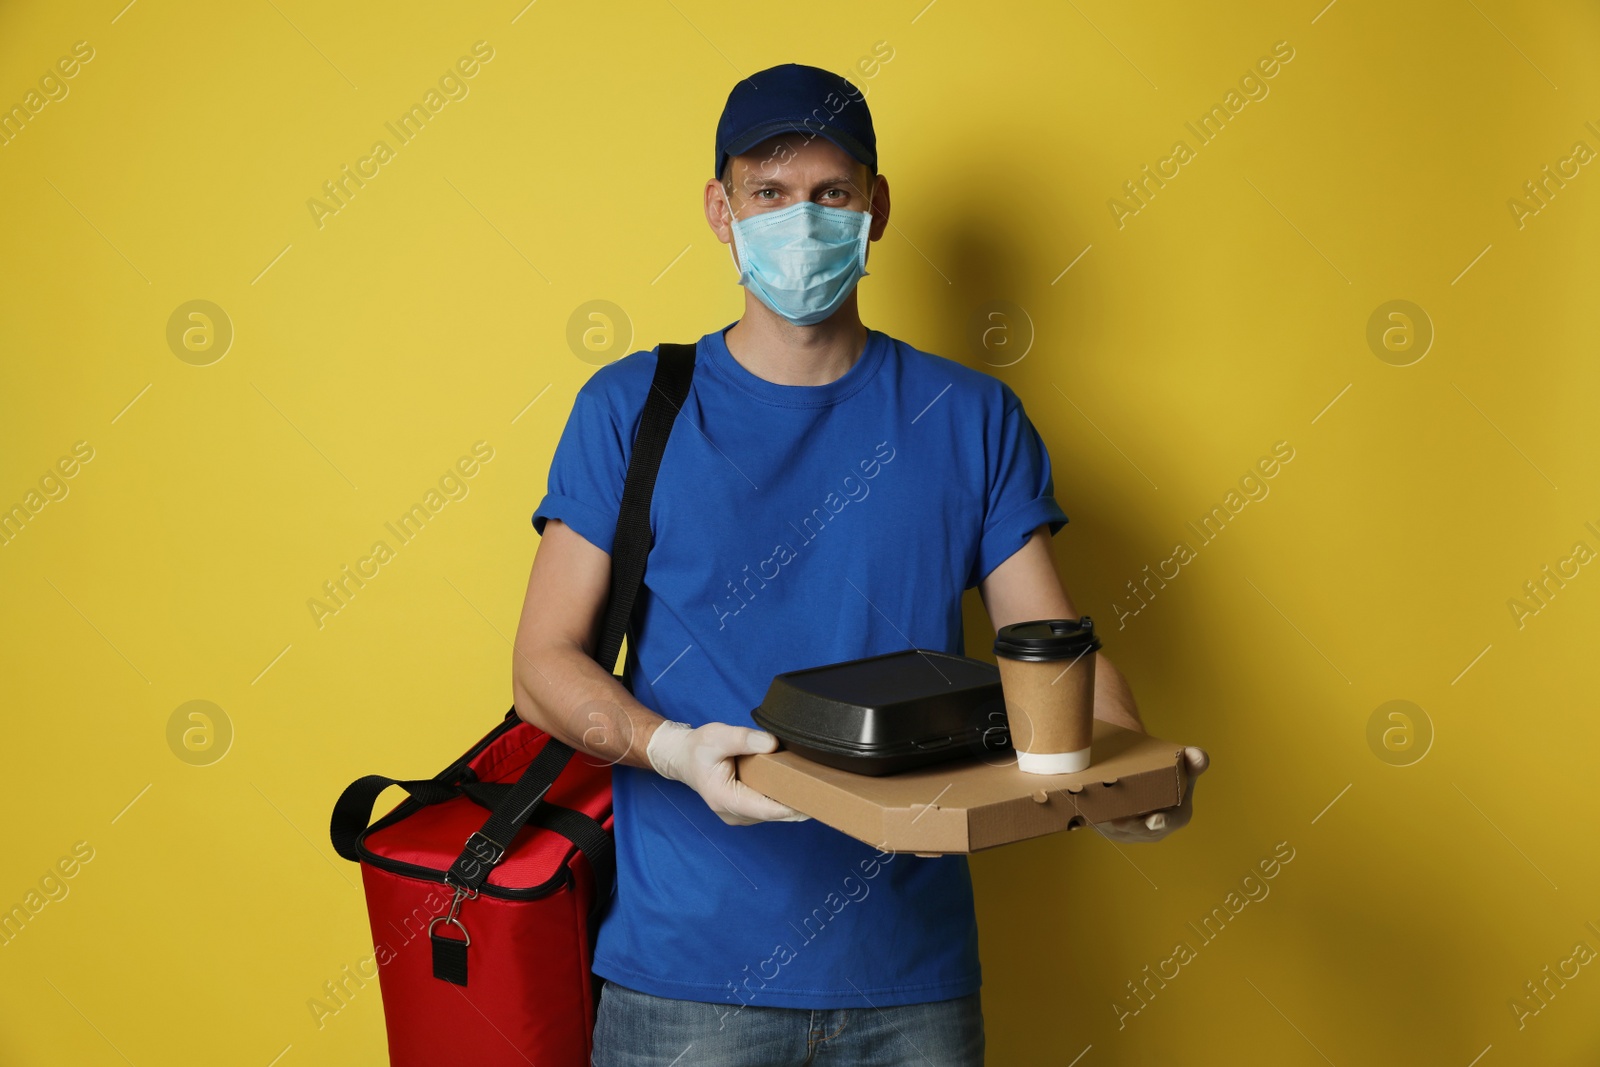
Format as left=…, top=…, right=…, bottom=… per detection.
left=726, top=184, right=876, bottom=326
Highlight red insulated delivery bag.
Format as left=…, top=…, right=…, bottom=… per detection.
left=328, top=342, right=696, bottom=1065
left=333, top=713, right=616, bottom=1065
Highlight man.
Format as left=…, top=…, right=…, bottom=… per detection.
left=514, top=62, right=1209, bottom=1066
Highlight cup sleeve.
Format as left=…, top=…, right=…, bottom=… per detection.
left=965, top=389, right=1070, bottom=590
left=531, top=381, right=630, bottom=557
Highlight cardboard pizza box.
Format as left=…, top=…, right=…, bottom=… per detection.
left=735, top=718, right=1189, bottom=855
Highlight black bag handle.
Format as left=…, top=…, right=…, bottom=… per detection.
left=329, top=715, right=525, bottom=864
left=441, top=341, right=696, bottom=895
left=330, top=775, right=465, bottom=861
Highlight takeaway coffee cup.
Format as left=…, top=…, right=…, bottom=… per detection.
left=993, top=617, right=1101, bottom=774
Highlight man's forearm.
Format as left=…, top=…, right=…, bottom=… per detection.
left=512, top=641, right=665, bottom=770
left=1092, top=651, right=1144, bottom=733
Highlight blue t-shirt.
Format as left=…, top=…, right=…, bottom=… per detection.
left=531, top=320, right=1069, bottom=1010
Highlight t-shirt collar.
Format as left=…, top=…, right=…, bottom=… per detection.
left=699, top=320, right=888, bottom=408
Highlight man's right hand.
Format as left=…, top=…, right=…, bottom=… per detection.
left=646, top=721, right=812, bottom=826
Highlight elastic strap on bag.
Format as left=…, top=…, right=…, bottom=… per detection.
left=452, top=781, right=616, bottom=928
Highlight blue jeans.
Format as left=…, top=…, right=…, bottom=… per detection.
left=591, top=979, right=985, bottom=1066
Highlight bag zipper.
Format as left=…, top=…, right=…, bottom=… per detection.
left=355, top=810, right=576, bottom=901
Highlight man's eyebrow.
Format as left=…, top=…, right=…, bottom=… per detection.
left=742, top=174, right=859, bottom=188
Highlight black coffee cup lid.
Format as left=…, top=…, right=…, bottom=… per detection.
left=993, top=616, right=1102, bottom=662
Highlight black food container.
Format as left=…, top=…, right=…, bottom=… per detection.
left=750, top=649, right=1013, bottom=776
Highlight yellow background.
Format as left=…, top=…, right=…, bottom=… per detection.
left=2, top=0, right=1597, bottom=1063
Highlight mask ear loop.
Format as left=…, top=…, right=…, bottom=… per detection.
left=723, top=187, right=746, bottom=280
left=856, top=176, right=878, bottom=275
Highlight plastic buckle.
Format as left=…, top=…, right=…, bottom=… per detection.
left=463, top=831, right=505, bottom=867
left=443, top=830, right=503, bottom=893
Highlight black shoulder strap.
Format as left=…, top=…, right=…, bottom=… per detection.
left=596, top=342, right=696, bottom=675
left=441, top=342, right=696, bottom=895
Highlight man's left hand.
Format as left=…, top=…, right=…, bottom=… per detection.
left=1093, top=746, right=1209, bottom=844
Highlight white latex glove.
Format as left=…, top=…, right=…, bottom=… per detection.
left=647, top=720, right=812, bottom=826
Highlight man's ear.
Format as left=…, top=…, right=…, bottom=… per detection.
left=867, top=174, right=890, bottom=241
left=704, top=178, right=737, bottom=242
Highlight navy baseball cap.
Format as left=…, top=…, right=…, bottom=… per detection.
left=714, top=63, right=877, bottom=181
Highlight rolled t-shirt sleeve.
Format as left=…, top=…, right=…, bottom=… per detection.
left=966, top=387, right=1070, bottom=589
left=531, top=374, right=630, bottom=556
